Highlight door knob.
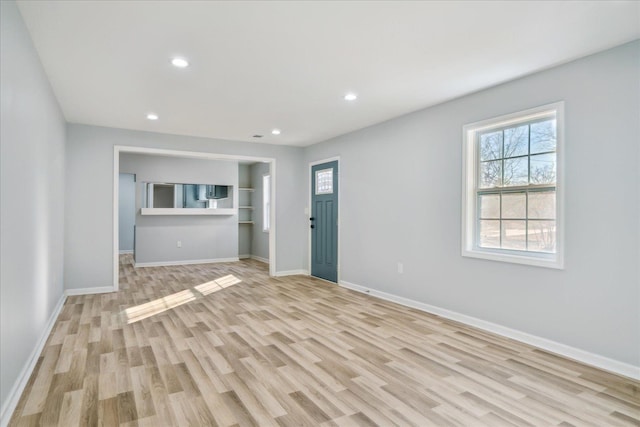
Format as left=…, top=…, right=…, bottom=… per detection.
left=310, top=225, right=315, bottom=229
left=310, top=217, right=315, bottom=221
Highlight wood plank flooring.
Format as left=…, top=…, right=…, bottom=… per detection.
left=9, top=255, right=640, bottom=426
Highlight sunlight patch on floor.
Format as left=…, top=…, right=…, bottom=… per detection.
left=195, top=274, right=242, bottom=295
left=123, top=274, right=241, bottom=324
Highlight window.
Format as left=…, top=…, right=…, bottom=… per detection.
left=315, top=168, right=334, bottom=194
left=462, top=102, right=564, bottom=268
left=263, top=174, right=270, bottom=232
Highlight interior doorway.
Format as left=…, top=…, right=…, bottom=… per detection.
left=113, top=146, right=276, bottom=290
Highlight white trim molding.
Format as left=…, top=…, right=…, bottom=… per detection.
left=133, top=257, right=239, bottom=268
left=119, top=250, right=133, bottom=254
left=65, top=286, right=116, bottom=296
left=262, top=173, right=271, bottom=233
left=339, top=280, right=640, bottom=380
left=0, top=294, right=67, bottom=426
left=251, top=255, right=269, bottom=264
left=274, top=269, right=309, bottom=277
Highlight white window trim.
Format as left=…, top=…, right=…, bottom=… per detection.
left=461, top=101, right=565, bottom=269
left=262, top=173, right=270, bottom=233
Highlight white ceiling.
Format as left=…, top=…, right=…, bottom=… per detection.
left=17, top=1, right=640, bottom=147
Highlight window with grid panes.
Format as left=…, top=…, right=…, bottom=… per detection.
left=462, top=102, right=564, bottom=269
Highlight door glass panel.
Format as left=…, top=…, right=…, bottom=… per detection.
left=315, top=168, right=333, bottom=195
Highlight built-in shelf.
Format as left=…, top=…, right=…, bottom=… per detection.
left=141, top=208, right=237, bottom=216
left=238, top=187, right=254, bottom=226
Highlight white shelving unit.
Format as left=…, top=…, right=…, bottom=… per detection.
left=238, top=165, right=254, bottom=259
left=238, top=188, right=254, bottom=225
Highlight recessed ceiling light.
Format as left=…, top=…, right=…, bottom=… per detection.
left=171, top=57, right=189, bottom=68
left=146, top=113, right=159, bottom=120
left=271, top=129, right=281, bottom=135
left=344, top=92, right=358, bottom=101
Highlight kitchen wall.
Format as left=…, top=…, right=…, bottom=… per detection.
left=120, top=153, right=239, bottom=265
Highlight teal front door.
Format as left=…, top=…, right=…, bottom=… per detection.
left=311, top=161, right=338, bottom=282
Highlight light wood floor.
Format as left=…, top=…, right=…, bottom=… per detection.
left=9, top=255, right=640, bottom=426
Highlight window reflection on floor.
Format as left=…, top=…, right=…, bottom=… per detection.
left=123, top=274, right=241, bottom=324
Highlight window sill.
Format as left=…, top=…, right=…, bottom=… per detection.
left=462, top=247, right=564, bottom=269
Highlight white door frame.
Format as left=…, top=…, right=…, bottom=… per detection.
left=113, top=145, right=277, bottom=290
left=308, top=156, right=341, bottom=283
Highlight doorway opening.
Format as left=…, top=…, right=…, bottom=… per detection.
left=113, top=146, right=276, bottom=290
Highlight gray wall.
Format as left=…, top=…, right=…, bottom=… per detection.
left=304, top=41, right=640, bottom=367
left=118, top=173, right=135, bottom=252
left=120, top=153, right=239, bottom=264
left=120, top=153, right=239, bottom=187
left=65, top=124, right=307, bottom=289
left=0, top=0, right=66, bottom=416
left=251, top=162, right=271, bottom=260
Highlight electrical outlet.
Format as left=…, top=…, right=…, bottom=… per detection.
left=397, top=262, right=404, bottom=274
left=177, top=241, right=182, bottom=248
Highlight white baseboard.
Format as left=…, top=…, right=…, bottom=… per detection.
left=0, top=294, right=67, bottom=426
left=134, top=257, right=240, bottom=268
left=118, top=250, right=133, bottom=254
left=65, top=286, right=115, bottom=296
left=239, top=255, right=269, bottom=264
left=250, top=255, right=269, bottom=264
left=274, top=269, right=309, bottom=277
left=339, top=280, right=640, bottom=381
